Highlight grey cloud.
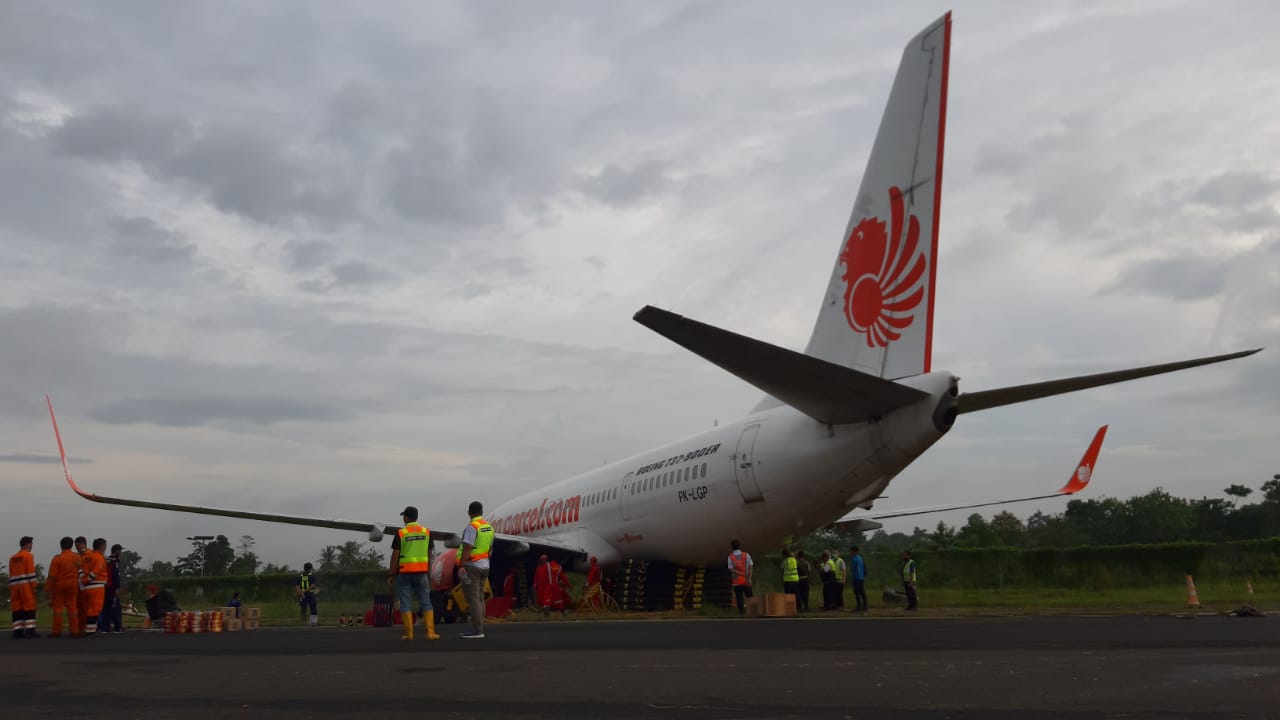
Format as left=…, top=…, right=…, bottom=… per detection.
left=1190, top=172, right=1279, bottom=209
left=583, top=162, right=674, bottom=207
left=284, top=239, right=335, bottom=270
left=161, top=125, right=355, bottom=225
left=51, top=105, right=191, bottom=167
left=298, top=261, right=397, bottom=293
left=50, top=107, right=356, bottom=227
left=90, top=395, right=355, bottom=427
left=330, top=261, right=395, bottom=288
left=385, top=98, right=561, bottom=227
left=1104, top=256, right=1230, bottom=301
left=111, top=216, right=197, bottom=263
left=0, top=453, right=91, bottom=464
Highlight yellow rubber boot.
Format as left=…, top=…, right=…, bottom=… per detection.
left=425, top=612, right=440, bottom=640
left=401, top=612, right=414, bottom=641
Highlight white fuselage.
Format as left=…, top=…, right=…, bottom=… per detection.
left=488, top=371, right=957, bottom=567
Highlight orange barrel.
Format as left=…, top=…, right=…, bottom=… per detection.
left=194, top=610, right=206, bottom=634
left=211, top=612, right=222, bottom=633
left=164, top=611, right=177, bottom=633
left=179, top=611, right=192, bottom=633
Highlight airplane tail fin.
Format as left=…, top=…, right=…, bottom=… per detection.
left=802, top=12, right=950, bottom=380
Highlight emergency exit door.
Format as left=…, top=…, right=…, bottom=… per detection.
left=734, top=424, right=765, bottom=503
left=619, top=472, right=634, bottom=521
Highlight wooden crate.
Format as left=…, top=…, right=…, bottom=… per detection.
left=242, top=607, right=262, bottom=620
left=243, top=618, right=261, bottom=630
left=224, top=618, right=242, bottom=632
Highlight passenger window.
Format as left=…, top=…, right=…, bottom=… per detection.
left=701, top=462, right=707, bottom=478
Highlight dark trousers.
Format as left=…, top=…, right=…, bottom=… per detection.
left=852, top=579, right=868, bottom=611
left=97, top=592, right=123, bottom=632
left=299, top=592, right=317, bottom=619
left=733, top=585, right=752, bottom=615
left=836, top=580, right=845, bottom=608
left=821, top=576, right=839, bottom=610
left=904, top=582, right=918, bottom=610
left=796, top=579, right=810, bottom=611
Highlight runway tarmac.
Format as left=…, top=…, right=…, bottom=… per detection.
left=3, top=615, right=1277, bottom=719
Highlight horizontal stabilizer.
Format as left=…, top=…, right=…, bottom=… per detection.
left=832, top=425, right=1107, bottom=530
left=634, top=306, right=928, bottom=424
left=958, top=349, right=1261, bottom=414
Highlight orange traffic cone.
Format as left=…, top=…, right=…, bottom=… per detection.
left=1185, top=574, right=1200, bottom=608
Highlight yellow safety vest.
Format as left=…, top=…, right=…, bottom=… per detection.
left=782, top=556, right=799, bottom=583
left=466, top=517, right=494, bottom=562
left=398, top=522, right=432, bottom=573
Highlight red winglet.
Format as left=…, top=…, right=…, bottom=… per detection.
left=1057, top=425, right=1107, bottom=495
left=46, top=394, right=94, bottom=500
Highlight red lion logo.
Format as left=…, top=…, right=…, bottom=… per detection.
left=839, top=186, right=927, bottom=347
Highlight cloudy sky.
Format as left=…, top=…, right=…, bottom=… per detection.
left=2, top=1, right=1277, bottom=570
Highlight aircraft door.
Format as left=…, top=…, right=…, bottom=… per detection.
left=619, top=472, right=633, bottom=521
left=734, top=424, right=765, bottom=503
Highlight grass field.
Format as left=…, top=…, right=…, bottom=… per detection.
left=14, top=575, right=1276, bottom=632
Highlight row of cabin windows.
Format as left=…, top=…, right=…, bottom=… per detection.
left=583, top=487, right=617, bottom=507
left=630, top=462, right=707, bottom=495
left=581, top=461, right=711, bottom=507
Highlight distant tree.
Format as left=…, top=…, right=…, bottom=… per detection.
left=989, top=511, right=1027, bottom=547
left=174, top=541, right=205, bottom=576
left=228, top=552, right=260, bottom=576
left=203, top=535, right=235, bottom=576
left=318, top=545, right=339, bottom=572
left=955, top=514, right=999, bottom=548
left=318, top=541, right=384, bottom=572
left=928, top=521, right=957, bottom=550
left=260, top=562, right=293, bottom=574
left=1224, top=484, right=1253, bottom=504
left=146, top=560, right=176, bottom=578
left=1262, top=475, right=1280, bottom=504
left=117, top=549, right=142, bottom=580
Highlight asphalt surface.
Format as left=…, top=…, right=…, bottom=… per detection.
left=3, top=614, right=1278, bottom=719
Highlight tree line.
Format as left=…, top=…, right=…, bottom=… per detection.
left=798, top=475, right=1280, bottom=557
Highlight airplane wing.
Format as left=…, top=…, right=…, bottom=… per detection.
left=46, top=395, right=581, bottom=560
left=831, top=424, right=1107, bottom=533
left=957, top=350, right=1260, bottom=414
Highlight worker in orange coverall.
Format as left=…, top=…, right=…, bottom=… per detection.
left=79, top=538, right=109, bottom=636
left=46, top=537, right=82, bottom=637
left=531, top=554, right=572, bottom=616
left=9, top=536, right=39, bottom=638
left=74, top=536, right=88, bottom=634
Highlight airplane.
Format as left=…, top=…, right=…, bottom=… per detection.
left=46, top=12, right=1258, bottom=574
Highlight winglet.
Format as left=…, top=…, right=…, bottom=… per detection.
left=1057, top=424, right=1107, bottom=495
left=47, top=394, right=96, bottom=501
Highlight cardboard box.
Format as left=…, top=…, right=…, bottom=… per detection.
left=745, top=596, right=763, bottom=617
left=243, top=618, right=261, bottom=630
left=764, top=593, right=797, bottom=617
left=243, top=607, right=262, bottom=619
left=224, top=618, right=242, bottom=632
left=221, top=607, right=240, bottom=621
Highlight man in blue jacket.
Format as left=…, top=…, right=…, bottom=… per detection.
left=850, top=545, right=868, bottom=612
